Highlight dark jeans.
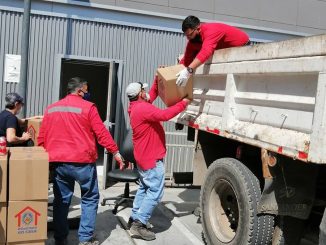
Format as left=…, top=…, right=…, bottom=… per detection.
left=53, top=163, right=99, bottom=242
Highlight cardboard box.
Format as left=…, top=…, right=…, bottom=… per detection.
left=0, top=156, right=8, bottom=202
left=8, top=147, right=45, bottom=154
left=6, top=201, right=47, bottom=243
left=26, top=119, right=43, bottom=146
left=0, top=203, right=6, bottom=243
left=9, top=152, right=49, bottom=201
left=7, top=239, right=45, bottom=245
left=157, top=64, right=193, bottom=107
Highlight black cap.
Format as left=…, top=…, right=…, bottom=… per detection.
left=5, top=92, right=24, bottom=106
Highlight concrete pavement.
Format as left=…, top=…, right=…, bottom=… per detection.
left=45, top=166, right=317, bottom=245
left=46, top=177, right=204, bottom=245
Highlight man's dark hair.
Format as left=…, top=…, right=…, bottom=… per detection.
left=182, top=16, right=200, bottom=32
left=67, top=77, right=88, bottom=94
left=5, top=92, right=24, bottom=109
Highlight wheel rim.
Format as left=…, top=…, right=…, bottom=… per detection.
left=208, top=179, right=239, bottom=243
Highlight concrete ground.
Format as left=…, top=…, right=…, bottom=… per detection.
left=46, top=166, right=203, bottom=245
left=45, top=166, right=318, bottom=245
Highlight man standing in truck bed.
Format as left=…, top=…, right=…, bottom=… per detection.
left=176, top=15, right=249, bottom=86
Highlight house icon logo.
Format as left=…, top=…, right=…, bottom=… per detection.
left=14, top=206, right=41, bottom=234
left=27, top=125, right=36, bottom=141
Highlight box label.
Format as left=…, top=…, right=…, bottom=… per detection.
left=14, top=206, right=41, bottom=234
left=27, top=125, right=37, bottom=142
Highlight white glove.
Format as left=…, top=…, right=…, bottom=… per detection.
left=176, top=68, right=191, bottom=87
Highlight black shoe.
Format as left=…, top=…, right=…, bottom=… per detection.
left=130, top=220, right=156, bottom=241
left=55, top=238, right=67, bottom=245
left=127, top=217, right=134, bottom=229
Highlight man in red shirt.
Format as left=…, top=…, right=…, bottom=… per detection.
left=38, top=77, right=125, bottom=245
left=126, top=76, right=190, bottom=240
left=177, top=15, right=250, bottom=86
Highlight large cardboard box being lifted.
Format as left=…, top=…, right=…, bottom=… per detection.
left=6, top=200, right=47, bottom=243
left=9, top=151, right=49, bottom=201
left=27, top=118, right=43, bottom=146
left=0, top=155, right=7, bottom=203
left=157, top=65, right=193, bottom=107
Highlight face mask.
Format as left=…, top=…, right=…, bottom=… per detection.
left=190, top=34, right=202, bottom=43
left=141, top=92, right=150, bottom=102
left=83, top=92, right=91, bottom=101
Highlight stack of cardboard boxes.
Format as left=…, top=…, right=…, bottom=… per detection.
left=0, top=147, right=49, bottom=245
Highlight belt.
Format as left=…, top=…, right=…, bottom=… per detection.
left=157, top=158, right=163, bottom=162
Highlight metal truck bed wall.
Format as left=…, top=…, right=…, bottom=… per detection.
left=175, top=34, right=326, bottom=164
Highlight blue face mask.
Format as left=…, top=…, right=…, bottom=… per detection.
left=83, top=92, right=91, bottom=101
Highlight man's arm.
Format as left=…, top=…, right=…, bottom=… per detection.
left=148, top=75, right=159, bottom=104
left=6, top=128, right=31, bottom=144
left=88, top=105, right=119, bottom=154
left=5, top=115, right=31, bottom=144
left=189, top=32, right=224, bottom=70
left=144, top=99, right=189, bottom=122
left=89, top=105, right=126, bottom=169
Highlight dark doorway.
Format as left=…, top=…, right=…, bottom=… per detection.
left=59, top=58, right=111, bottom=162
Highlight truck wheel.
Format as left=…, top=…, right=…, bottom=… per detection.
left=200, top=158, right=274, bottom=245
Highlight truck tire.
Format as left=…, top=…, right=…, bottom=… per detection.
left=200, top=158, right=274, bottom=245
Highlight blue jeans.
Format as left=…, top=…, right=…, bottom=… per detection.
left=53, top=163, right=99, bottom=242
left=131, top=160, right=165, bottom=225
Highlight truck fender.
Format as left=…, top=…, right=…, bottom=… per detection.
left=258, top=150, right=318, bottom=219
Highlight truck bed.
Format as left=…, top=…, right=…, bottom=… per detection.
left=175, top=34, right=326, bottom=164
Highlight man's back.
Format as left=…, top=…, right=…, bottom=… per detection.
left=39, top=94, right=97, bottom=163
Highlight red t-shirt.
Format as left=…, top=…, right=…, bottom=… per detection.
left=180, top=22, right=249, bottom=66
left=128, top=77, right=188, bottom=170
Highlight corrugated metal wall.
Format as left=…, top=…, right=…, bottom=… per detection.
left=0, top=9, right=195, bottom=177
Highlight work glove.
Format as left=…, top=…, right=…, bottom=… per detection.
left=176, top=68, right=191, bottom=87
left=114, top=152, right=126, bottom=170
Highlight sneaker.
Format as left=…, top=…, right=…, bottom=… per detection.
left=130, top=220, right=156, bottom=241
left=79, top=237, right=100, bottom=245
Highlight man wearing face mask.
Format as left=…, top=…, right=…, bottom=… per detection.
left=0, top=92, right=32, bottom=146
left=126, top=75, right=190, bottom=241
left=38, top=77, right=125, bottom=245
left=176, top=15, right=250, bottom=86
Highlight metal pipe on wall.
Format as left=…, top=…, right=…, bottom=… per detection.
left=18, top=0, right=31, bottom=117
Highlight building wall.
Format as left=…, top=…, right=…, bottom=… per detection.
left=0, top=1, right=194, bottom=178
left=80, top=0, right=326, bottom=35
left=0, top=0, right=318, bottom=179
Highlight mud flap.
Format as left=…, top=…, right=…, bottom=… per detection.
left=258, top=157, right=318, bottom=219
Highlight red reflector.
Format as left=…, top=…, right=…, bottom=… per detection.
left=298, top=151, right=308, bottom=159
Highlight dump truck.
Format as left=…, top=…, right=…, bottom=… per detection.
left=173, top=34, right=326, bottom=245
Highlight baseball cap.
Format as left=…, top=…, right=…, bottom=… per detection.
left=126, top=82, right=148, bottom=99
left=5, top=92, right=24, bottom=106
